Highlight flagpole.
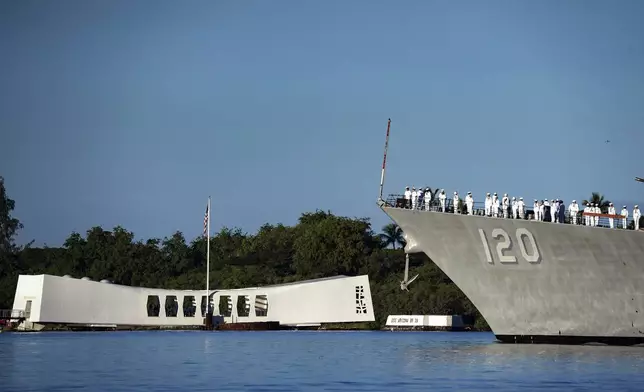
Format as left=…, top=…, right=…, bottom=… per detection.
left=206, top=196, right=211, bottom=321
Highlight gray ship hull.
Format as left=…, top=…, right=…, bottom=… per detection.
left=380, top=203, right=644, bottom=345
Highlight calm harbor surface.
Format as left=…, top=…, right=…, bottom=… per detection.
left=1, top=330, right=644, bottom=391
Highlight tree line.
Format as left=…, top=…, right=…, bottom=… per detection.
left=0, top=177, right=487, bottom=329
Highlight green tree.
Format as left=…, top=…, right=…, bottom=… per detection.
left=379, top=223, right=406, bottom=249
left=582, top=192, right=611, bottom=213
left=0, top=176, right=23, bottom=254
left=0, top=177, right=489, bottom=330
left=293, top=214, right=374, bottom=278
left=0, top=176, right=26, bottom=311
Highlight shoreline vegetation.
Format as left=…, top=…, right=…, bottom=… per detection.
left=0, top=178, right=490, bottom=331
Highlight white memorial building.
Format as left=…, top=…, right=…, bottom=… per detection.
left=10, top=274, right=375, bottom=331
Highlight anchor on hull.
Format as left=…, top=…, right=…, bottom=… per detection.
left=400, top=253, right=419, bottom=291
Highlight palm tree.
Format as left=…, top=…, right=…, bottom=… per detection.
left=582, top=192, right=611, bottom=213
left=380, top=223, right=406, bottom=249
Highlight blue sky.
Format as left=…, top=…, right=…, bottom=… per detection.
left=2, top=0, right=643, bottom=246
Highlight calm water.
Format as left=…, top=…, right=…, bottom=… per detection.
left=1, top=331, right=644, bottom=391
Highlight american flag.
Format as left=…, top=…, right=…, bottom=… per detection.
left=203, top=202, right=209, bottom=237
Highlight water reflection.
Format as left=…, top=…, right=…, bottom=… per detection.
left=405, top=340, right=644, bottom=365
left=401, top=339, right=644, bottom=387
left=0, top=334, right=17, bottom=383
left=2, top=331, right=644, bottom=391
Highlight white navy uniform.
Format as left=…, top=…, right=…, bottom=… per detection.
left=517, top=197, right=525, bottom=219
left=484, top=193, right=492, bottom=216
left=439, top=190, right=447, bottom=212
left=511, top=197, right=517, bottom=219
left=533, top=200, right=539, bottom=221
left=594, top=204, right=600, bottom=226
left=552, top=200, right=559, bottom=223
left=634, top=205, right=641, bottom=230
left=607, top=203, right=615, bottom=228
left=569, top=200, right=579, bottom=225
left=492, top=193, right=500, bottom=217
left=502, top=194, right=509, bottom=218
left=411, top=187, right=418, bottom=210
left=621, top=206, right=629, bottom=229
left=404, top=187, right=411, bottom=209
left=424, top=188, right=432, bottom=211
left=453, top=192, right=460, bottom=214
left=466, top=192, right=474, bottom=215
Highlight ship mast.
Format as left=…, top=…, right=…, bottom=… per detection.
left=378, top=118, right=391, bottom=201
left=375, top=118, right=418, bottom=291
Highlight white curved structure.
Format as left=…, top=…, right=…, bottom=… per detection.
left=11, top=274, right=374, bottom=330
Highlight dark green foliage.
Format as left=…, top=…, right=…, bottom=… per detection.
left=0, top=181, right=489, bottom=329
left=0, top=176, right=25, bottom=254
left=582, top=192, right=611, bottom=213
left=379, top=223, right=406, bottom=249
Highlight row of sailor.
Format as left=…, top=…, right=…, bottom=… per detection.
left=402, top=186, right=641, bottom=230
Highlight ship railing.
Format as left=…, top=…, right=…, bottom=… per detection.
left=0, top=309, right=25, bottom=320
left=383, top=194, right=641, bottom=230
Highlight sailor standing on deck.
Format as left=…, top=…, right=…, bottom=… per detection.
left=466, top=192, right=474, bottom=215
left=484, top=193, right=492, bottom=216
left=417, top=188, right=424, bottom=210
left=544, top=199, right=551, bottom=222
left=594, top=203, right=601, bottom=226
left=492, top=193, right=500, bottom=217
left=584, top=203, right=591, bottom=226
left=569, top=200, right=579, bottom=225
left=621, top=206, right=629, bottom=229
left=533, top=200, right=539, bottom=221
left=518, top=197, right=525, bottom=219
left=404, top=186, right=411, bottom=209
left=511, top=197, right=518, bottom=219
left=502, top=194, right=509, bottom=218
left=439, top=189, right=447, bottom=212
left=634, top=205, right=641, bottom=230
left=552, top=200, right=560, bottom=223
left=539, top=200, right=545, bottom=221
left=453, top=192, right=460, bottom=214
left=411, top=187, right=418, bottom=210
left=607, top=203, right=616, bottom=228
left=424, top=187, right=432, bottom=211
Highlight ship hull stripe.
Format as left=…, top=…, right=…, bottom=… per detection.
left=496, top=334, right=644, bottom=346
